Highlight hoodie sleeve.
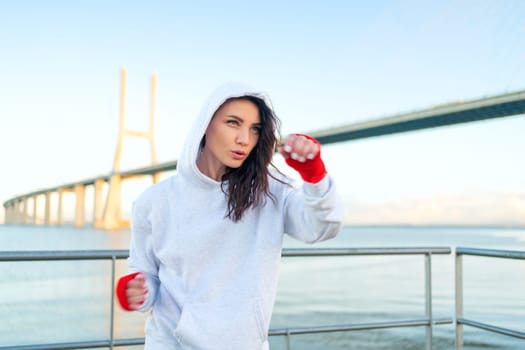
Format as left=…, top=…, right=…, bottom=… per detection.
left=127, top=201, right=160, bottom=312
left=283, top=175, right=344, bottom=243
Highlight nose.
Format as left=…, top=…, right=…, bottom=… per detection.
left=236, top=127, right=250, bottom=146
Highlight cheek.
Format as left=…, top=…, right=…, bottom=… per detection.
left=250, top=135, right=260, bottom=149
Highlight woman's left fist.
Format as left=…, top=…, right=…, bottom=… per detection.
left=278, top=134, right=320, bottom=163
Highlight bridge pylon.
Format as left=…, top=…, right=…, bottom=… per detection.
left=98, top=68, right=159, bottom=230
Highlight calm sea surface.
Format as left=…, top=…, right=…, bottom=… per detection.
left=1, top=225, right=524, bottom=349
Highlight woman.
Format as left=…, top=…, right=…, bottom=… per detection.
left=116, top=82, right=344, bottom=349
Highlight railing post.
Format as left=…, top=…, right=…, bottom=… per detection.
left=455, top=251, right=464, bottom=350
left=285, top=329, right=292, bottom=350
left=425, top=252, right=433, bottom=350
left=109, top=255, right=116, bottom=349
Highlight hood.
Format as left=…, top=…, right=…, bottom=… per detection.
left=177, top=82, right=273, bottom=186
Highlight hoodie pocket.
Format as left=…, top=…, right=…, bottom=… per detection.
left=173, top=298, right=266, bottom=350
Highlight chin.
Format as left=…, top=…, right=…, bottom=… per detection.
left=226, top=161, right=245, bottom=169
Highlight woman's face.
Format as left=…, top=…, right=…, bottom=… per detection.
left=198, top=98, right=261, bottom=180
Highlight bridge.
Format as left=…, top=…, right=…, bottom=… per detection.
left=3, top=71, right=525, bottom=229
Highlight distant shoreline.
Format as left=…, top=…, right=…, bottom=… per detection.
left=1, top=223, right=524, bottom=230
left=343, top=224, right=525, bottom=230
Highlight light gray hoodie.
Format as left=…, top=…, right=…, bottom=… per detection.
left=128, top=83, right=344, bottom=349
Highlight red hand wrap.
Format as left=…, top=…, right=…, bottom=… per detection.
left=285, top=134, right=327, bottom=184
left=116, top=272, right=140, bottom=311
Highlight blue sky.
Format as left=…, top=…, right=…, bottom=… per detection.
left=1, top=0, right=524, bottom=225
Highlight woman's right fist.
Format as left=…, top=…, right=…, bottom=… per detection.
left=116, top=272, right=148, bottom=311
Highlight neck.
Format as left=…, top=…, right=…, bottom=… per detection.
left=197, top=152, right=225, bottom=181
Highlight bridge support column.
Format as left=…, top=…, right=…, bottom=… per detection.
left=45, top=192, right=51, bottom=225
left=22, top=198, right=29, bottom=224
left=32, top=195, right=38, bottom=225
left=3, top=205, right=8, bottom=224
left=57, top=189, right=64, bottom=226
left=10, top=204, right=15, bottom=224
left=100, top=68, right=158, bottom=230
left=13, top=201, right=21, bottom=224
left=153, top=172, right=160, bottom=184
left=101, top=175, right=122, bottom=230
left=93, top=179, right=105, bottom=228
left=74, top=184, right=86, bottom=228
left=20, top=200, right=25, bottom=224
left=10, top=205, right=15, bottom=224
left=5, top=204, right=13, bottom=224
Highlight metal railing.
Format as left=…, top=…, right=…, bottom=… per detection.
left=0, top=250, right=135, bottom=350
left=455, top=247, right=525, bottom=349
left=1, top=247, right=451, bottom=350
left=275, top=247, right=452, bottom=350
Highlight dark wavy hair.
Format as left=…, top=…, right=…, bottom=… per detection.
left=218, top=95, right=285, bottom=221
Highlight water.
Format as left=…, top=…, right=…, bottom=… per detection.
left=1, top=225, right=524, bottom=349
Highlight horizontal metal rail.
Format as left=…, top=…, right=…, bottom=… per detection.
left=283, top=247, right=451, bottom=256
left=0, top=319, right=457, bottom=350
left=455, top=247, right=525, bottom=349
left=0, top=247, right=451, bottom=261
left=0, top=250, right=129, bottom=262
left=457, top=318, right=525, bottom=340
left=456, top=247, right=525, bottom=260
left=269, top=318, right=453, bottom=336
left=0, top=247, right=451, bottom=350
left=0, top=338, right=145, bottom=350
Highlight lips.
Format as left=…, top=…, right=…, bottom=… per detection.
left=231, top=150, right=247, bottom=160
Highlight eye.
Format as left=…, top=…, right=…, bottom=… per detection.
left=226, top=119, right=240, bottom=126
